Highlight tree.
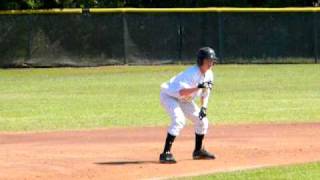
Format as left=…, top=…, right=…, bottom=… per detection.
left=0, top=0, right=319, bottom=9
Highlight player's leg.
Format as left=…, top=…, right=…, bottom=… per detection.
left=180, top=101, right=215, bottom=160
left=159, top=92, right=186, bottom=163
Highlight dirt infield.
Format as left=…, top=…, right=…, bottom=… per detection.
left=1, top=123, right=320, bottom=180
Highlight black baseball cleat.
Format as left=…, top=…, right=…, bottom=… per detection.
left=159, top=152, right=177, bottom=164
left=193, top=149, right=216, bottom=160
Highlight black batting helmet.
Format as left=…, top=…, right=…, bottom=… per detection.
left=197, top=47, right=218, bottom=66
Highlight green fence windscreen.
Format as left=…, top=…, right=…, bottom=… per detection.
left=27, top=14, right=124, bottom=67
left=180, top=13, right=219, bottom=63
left=0, top=15, right=29, bottom=66
left=0, top=10, right=319, bottom=67
left=123, top=13, right=180, bottom=64
left=221, top=12, right=315, bottom=63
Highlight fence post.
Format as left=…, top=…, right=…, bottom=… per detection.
left=178, top=13, right=183, bottom=63
left=26, top=15, right=33, bottom=65
left=218, top=12, right=224, bottom=63
left=314, top=12, right=318, bottom=64
left=122, top=13, right=128, bottom=65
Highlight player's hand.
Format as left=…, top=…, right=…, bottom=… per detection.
left=199, top=107, right=207, bottom=120
left=197, top=81, right=213, bottom=89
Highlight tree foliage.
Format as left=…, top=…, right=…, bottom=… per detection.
left=0, top=0, right=319, bottom=10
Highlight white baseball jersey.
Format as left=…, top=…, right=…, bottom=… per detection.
left=160, top=65, right=214, bottom=136
left=160, top=65, right=214, bottom=104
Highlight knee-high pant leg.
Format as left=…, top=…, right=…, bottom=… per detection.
left=179, top=101, right=209, bottom=135
left=160, top=92, right=186, bottom=136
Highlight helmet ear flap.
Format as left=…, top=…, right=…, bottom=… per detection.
left=197, top=58, right=203, bottom=66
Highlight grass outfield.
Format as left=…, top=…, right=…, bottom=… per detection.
left=179, top=162, right=320, bottom=180
left=0, top=64, right=319, bottom=131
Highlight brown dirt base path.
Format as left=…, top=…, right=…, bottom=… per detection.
left=1, top=123, right=320, bottom=180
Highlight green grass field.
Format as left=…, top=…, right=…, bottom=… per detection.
left=1, top=64, right=320, bottom=179
left=0, top=64, right=319, bottom=131
left=178, top=161, right=320, bottom=180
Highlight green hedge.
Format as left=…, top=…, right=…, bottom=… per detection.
left=0, top=0, right=318, bottom=10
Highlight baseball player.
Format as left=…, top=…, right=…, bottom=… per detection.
left=159, top=47, right=217, bottom=163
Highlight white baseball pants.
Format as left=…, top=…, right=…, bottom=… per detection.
left=160, top=91, right=209, bottom=136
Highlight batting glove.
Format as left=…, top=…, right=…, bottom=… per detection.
left=197, top=81, right=213, bottom=90
left=199, top=107, right=207, bottom=120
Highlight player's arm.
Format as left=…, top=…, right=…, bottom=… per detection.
left=179, top=81, right=212, bottom=97
left=200, top=88, right=211, bottom=108
left=201, top=71, right=214, bottom=108
left=199, top=78, right=213, bottom=119
left=198, top=88, right=211, bottom=120
left=199, top=71, right=214, bottom=120
left=179, top=87, right=199, bottom=97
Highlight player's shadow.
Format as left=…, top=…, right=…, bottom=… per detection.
left=95, top=160, right=158, bottom=166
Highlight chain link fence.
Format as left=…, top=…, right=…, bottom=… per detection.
left=0, top=8, right=319, bottom=67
